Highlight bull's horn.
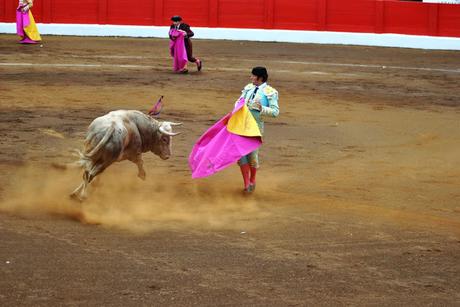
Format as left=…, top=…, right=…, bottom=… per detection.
left=169, top=122, right=183, bottom=126
left=159, top=125, right=181, bottom=136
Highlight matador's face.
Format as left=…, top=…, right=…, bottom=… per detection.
left=250, top=74, right=263, bottom=86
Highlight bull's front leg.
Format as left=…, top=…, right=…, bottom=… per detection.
left=130, top=154, right=146, bottom=180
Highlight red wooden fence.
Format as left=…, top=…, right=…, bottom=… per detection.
left=1, top=0, right=460, bottom=37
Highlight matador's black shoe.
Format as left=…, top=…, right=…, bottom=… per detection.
left=243, top=184, right=255, bottom=194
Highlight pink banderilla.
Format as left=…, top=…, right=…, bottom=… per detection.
left=148, top=96, right=163, bottom=116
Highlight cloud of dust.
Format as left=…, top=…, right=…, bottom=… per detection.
left=0, top=163, right=277, bottom=233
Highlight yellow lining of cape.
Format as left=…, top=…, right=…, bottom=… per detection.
left=24, top=11, right=41, bottom=41
left=227, top=104, right=262, bottom=137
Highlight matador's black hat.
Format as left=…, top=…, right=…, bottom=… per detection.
left=171, top=15, right=183, bottom=22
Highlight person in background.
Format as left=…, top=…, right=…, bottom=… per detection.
left=169, top=24, right=188, bottom=73
left=169, top=16, right=202, bottom=73
left=16, top=0, right=41, bottom=44
left=237, top=67, right=279, bottom=193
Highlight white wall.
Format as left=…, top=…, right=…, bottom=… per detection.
left=1, top=22, right=460, bottom=50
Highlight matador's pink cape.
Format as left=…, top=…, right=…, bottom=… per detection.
left=169, top=28, right=188, bottom=72
left=189, top=98, right=262, bottom=179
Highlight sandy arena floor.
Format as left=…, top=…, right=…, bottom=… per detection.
left=0, top=34, right=459, bottom=306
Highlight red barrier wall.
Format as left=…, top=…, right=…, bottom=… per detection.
left=1, top=0, right=460, bottom=37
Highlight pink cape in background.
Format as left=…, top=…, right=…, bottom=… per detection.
left=189, top=99, right=262, bottom=179
left=16, top=5, right=41, bottom=43
left=16, top=9, right=30, bottom=38
left=169, top=29, right=188, bottom=72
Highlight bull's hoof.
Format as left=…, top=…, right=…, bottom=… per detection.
left=138, top=172, right=146, bottom=181
left=69, top=192, right=85, bottom=202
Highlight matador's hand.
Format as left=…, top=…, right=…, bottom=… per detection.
left=253, top=100, right=262, bottom=111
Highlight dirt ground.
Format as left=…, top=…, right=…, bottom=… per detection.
left=0, top=34, right=459, bottom=306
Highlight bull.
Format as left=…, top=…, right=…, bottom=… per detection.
left=71, top=110, right=181, bottom=201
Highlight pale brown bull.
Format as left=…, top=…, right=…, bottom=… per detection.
left=71, top=110, right=181, bottom=201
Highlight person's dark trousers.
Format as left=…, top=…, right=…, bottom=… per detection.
left=184, top=38, right=197, bottom=63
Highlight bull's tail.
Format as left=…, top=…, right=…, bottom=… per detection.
left=73, top=149, right=92, bottom=170
left=72, top=124, right=115, bottom=170
left=51, top=157, right=86, bottom=170
left=85, top=124, right=115, bottom=158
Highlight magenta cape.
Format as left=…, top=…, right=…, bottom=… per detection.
left=169, top=29, right=188, bottom=71
left=16, top=9, right=31, bottom=38
left=189, top=99, right=262, bottom=179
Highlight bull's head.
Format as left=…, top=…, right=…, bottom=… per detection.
left=154, top=121, right=182, bottom=160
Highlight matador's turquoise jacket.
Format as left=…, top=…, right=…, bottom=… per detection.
left=238, top=82, right=279, bottom=135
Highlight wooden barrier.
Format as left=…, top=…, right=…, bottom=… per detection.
left=1, top=0, right=459, bottom=37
